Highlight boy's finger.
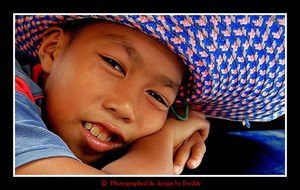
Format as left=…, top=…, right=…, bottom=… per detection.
left=190, top=116, right=210, bottom=141
left=165, top=112, right=210, bottom=147
left=187, top=139, right=206, bottom=169
left=173, top=131, right=205, bottom=174
left=188, top=111, right=210, bottom=141
left=173, top=143, right=191, bottom=175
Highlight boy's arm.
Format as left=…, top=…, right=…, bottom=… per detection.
left=16, top=110, right=208, bottom=175
left=15, top=126, right=175, bottom=175
left=101, top=125, right=175, bottom=174
left=15, top=157, right=105, bottom=175
left=101, top=109, right=209, bottom=175
left=15, top=130, right=174, bottom=175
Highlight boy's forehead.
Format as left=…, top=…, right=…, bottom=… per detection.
left=104, top=33, right=143, bottom=65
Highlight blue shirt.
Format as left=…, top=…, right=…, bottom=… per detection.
left=15, top=50, right=81, bottom=168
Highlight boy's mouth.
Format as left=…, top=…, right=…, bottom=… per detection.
left=84, top=122, right=117, bottom=142
left=81, top=121, right=125, bottom=153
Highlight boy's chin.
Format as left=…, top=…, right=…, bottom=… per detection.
left=75, top=146, right=108, bottom=164
left=75, top=142, right=128, bottom=165
left=89, top=145, right=131, bottom=169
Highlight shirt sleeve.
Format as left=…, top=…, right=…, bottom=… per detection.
left=15, top=91, right=81, bottom=169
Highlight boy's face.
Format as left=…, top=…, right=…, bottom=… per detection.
left=41, top=21, right=185, bottom=163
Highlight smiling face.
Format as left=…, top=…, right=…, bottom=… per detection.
left=40, top=21, right=185, bottom=163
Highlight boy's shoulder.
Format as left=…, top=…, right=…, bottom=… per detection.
left=15, top=49, right=81, bottom=168
left=15, top=49, right=43, bottom=111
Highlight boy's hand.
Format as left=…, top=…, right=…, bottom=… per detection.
left=164, top=109, right=210, bottom=175
left=173, top=131, right=206, bottom=175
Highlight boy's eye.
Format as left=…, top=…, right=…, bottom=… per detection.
left=101, top=56, right=125, bottom=75
left=146, top=90, right=168, bottom=107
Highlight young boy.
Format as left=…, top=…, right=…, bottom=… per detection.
left=15, top=17, right=209, bottom=175
left=15, top=15, right=285, bottom=175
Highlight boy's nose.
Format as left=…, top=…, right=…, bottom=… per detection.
left=102, top=95, right=136, bottom=123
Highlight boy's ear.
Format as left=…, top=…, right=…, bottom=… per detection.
left=39, top=26, right=66, bottom=74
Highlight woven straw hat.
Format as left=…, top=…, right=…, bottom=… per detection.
left=15, top=14, right=285, bottom=122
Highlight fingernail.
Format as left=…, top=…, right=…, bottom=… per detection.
left=189, top=159, right=197, bottom=167
left=174, top=165, right=180, bottom=174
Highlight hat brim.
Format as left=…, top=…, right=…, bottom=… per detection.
left=15, top=14, right=285, bottom=122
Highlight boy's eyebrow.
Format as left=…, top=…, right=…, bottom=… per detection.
left=104, top=34, right=143, bottom=64
left=156, top=75, right=180, bottom=95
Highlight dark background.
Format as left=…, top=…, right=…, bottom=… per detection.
left=182, top=116, right=285, bottom=175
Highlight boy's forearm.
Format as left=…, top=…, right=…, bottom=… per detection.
left=101, top=129, right=174, bottom=175
left=16, top=129, right=175, bottom=175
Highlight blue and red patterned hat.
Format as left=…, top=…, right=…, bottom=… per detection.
left=15, top=14, right=285, bottom=122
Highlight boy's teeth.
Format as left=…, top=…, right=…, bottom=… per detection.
left=97, top=133, right=107, bottom=141
left=85, top=122, right=112, bottom=142
left=90, top=126, right=100, bottom=136
left=85, top=122, right=92, bottom=130
left=104, top=137, right=111, bottom=142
